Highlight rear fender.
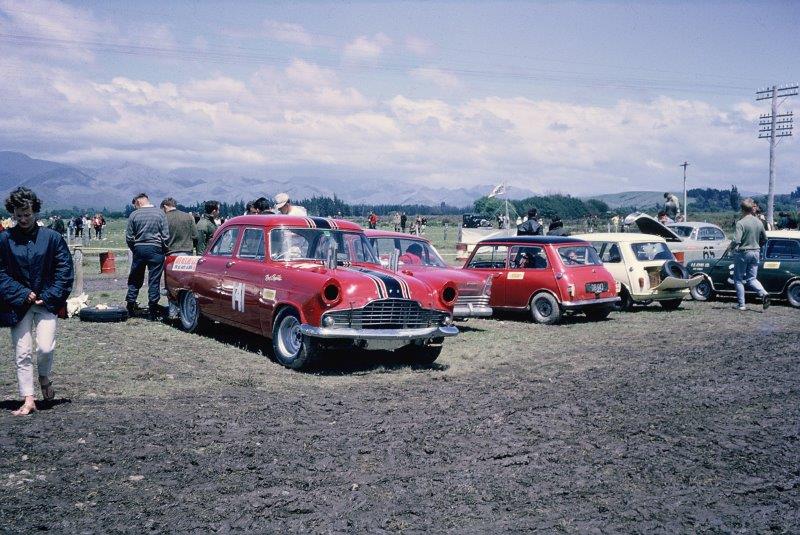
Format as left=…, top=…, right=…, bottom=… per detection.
left=528, top=289, right=561, bottom=309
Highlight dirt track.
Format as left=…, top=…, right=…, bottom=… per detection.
left=1, top=300, right=798, bottom=533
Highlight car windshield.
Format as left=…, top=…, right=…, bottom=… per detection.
left=372, top=237, right=448, bottom=267
left=558, top=245, right=602, bottom=266
left=269, top=228, right=380, bottom=265
left=630, top=242, right=674, bottom=261
left=669, top=225, right=693, bottom=238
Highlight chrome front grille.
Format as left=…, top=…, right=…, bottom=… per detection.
left=456, top=295, right=490, bottom=307
left=324, top=299, right=448, bottom=329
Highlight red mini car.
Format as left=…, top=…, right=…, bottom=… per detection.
left=462, top=236, right=620, bottom=324
left=365, top=229, right=493, bottom=319
left=165, top=215, right=459, bottom=369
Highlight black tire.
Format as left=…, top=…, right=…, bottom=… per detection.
left=79, top=306, right=128, bottom=323
left=584, top=306, right=612, bottom=321
left=786, top=281, right=800, bottom=308
left=614, top=287, right=635, bottom=312
left=530, top=292, right=562, bottom=324
left=690, top=277, right=714, bottom=301
left=661, top=260, right=689, bottom=280
left=395, top=338, right=443, bottom=366
left=271, top=308, right=321, bottom=370
left=178, top=291, right=209, bottom=333
left=659, top=298, right=683, bottom=311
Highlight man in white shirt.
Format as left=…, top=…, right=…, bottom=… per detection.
left=274, top=193, right=307, bottom=216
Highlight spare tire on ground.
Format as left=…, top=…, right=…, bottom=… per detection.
left=79, top=305, right=129, bottom=323
left=661, top=260, right=689, bottom=280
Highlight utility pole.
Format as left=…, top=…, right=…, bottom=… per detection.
left=756, top=84, right=797, bottom=225
left=680, top=161, right=689, bottom=221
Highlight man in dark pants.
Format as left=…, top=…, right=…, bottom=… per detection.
left=125, top=193, right=169, bottom=320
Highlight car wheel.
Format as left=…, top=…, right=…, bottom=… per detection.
left=584, top=306, right=612, bottom=321
left=179, top=291, right=208, bottom=333
left=271, top=308, right=321, bottom=370
left=530, top=293, right=562, bottom=324
left=613, top=287, right=634, bottom=312
left=395, top=338, right=443, bottom=366
left=690, top=277, right=714, bottom=301
left=659, top=298, right=683, bottom=311
left=661, top=260, right=689, bottom=280
left=786, top=281, right=800, bottom=308
left=78, top=306, right=129, bottom=323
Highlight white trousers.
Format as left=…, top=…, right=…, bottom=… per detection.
left=10, top=305, right=57, bottom=397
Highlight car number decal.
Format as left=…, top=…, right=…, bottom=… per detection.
left=763, top=261, right=781, bottom=269
left=264, top=274, right=282, bottom=281
left=507, top=272, right=524, bottom=280
left=261, top=288, right=276, bottom=301
left=232, top=282, right=245, bottom=312
left=171, top=256, right=201, bottom=272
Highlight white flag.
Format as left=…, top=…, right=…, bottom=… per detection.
left=488, top=184, right=507, bottom=198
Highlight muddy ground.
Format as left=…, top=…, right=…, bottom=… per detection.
left=1, top=295, right=798, bottom=533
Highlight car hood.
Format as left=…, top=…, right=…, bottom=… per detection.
left=623, top=213, right=683, bottom=242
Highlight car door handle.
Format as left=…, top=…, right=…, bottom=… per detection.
left=226, top=261, right=236, bottom=268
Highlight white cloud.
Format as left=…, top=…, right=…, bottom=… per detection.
left=262, top=20, right=316, bottom=46
left=410, top=67, right=461, bottom=89
left=343, top=33, right=391, bottom=61
left=405, top=36, right=431, bottom=55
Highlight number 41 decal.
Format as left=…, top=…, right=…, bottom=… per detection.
left=232, top=282, right=245, bottom=312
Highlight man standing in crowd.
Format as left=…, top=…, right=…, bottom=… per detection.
left=92, top=213, right=106, bottom=239
left=73, top=214, right=83, bottom=238
left=161, top=198, right=198, bottom=255
left=548, top=215, right=568, bottom=236
left=368, top=211, right=378, bottom=229
left=196, top=200, right=220, bottom=254
left=51, top=215, right=66, bottom=239
left=517, top=208, right=543, bottom=235
left=274, top=193, right=307, bottom=216
left=664, top=192, right=680, bottom=221
left=731, top=197, right=770, bottom=311
left=125, top=193, right=169, bottom=320
left=393, top=212, right=401, bottom=232
left=400, top=212, right=407, bottom=232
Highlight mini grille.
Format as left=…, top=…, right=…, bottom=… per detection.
left=324, top=299, right=448, bottom=329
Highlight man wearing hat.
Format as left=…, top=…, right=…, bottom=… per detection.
left=274, top=193, right=307, bottom=216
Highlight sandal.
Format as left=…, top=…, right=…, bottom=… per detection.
left=40, top=378, right=55, bottom=401
left=12, top=403, right=37, bottom=416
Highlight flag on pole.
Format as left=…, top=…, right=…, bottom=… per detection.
left=488, top=183, right=507, bottom=198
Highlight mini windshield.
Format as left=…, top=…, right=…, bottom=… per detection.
left=558, top=245, right=602, bottom=266
left=630, top=242, right=674, bottom=261
left=669, top=225, right=693, bottom=238
left=269, top=228, right=380, bottom=265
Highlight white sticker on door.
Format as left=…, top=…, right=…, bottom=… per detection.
left=232, top=282, right=245, bottom=312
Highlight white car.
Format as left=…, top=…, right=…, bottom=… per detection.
left=575, top=232, right=702, bottom=310
left=623, top=213, right=729, bottom=263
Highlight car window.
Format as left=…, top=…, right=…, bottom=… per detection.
left=269, top=228, right=379, bottom=264
left=765, top=239, right=800, bottom=260
left=343, top=232, right=375, bottom=263
left=510, top=246, right=547, bottom=269
left=592, top=241, right=622, bottom=263
left=371, top=238, right=396, bottom=259
left=558, top=245, right=602, bottom=266
left=669, top=225, right=693, bottom=238
left=237, top=228, right=265, bottom=260
left=630, top=242, right=673, bottom=261
left=467, top=245, right=508, bottom=269
left=698, top=227, right=724, bottom=241
left=209, top=227, right=239, bottom=256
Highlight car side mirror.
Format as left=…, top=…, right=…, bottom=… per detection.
left=389, top=248, right=400, bottom=271
left=325, top=242, right=337, bottom=270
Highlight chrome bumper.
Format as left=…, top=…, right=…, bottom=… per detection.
left=453, top=303, right=493, bottom=318
left=561, top=296, right=620, bottom=309
left=299, top=324, right=459, bottom=340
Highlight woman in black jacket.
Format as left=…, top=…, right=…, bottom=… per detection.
left=0, top=188, right=73, bottom=416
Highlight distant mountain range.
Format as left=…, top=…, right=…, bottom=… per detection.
left=0, top=151, right=538, bottom=210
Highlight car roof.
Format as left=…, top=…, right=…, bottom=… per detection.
left=766, top=230, right=800, bottom=239
left=364, top=229, right=430, bottom=242
left=224, top=214, right=362, bottom=231
left=574, top=232, right=668, bottom=243
left=667, top=222, right=722, bottom=230
left=478, top=236, right=587, bottom=245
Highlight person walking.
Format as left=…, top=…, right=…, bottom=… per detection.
left=731, top=198, right=770, bottom=311
left=125, top=193, right=169, bottom=320
left=0, top=188, right=73, bottom=416
left=195, top=200, right=220, bottom=254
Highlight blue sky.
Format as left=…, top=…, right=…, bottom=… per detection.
left=1, top=0, right=798, bottom=194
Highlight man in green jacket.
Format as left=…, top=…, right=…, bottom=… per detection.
left=195, top=200, right=220, bottom=254
left=732, top=197, right=769, bottom=311
left=160, top=197, right=198, bottom=255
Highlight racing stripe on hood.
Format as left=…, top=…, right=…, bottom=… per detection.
left=357, top=270, right=387, bottom=298
left=353, top=267, right=409, bottom=299
left=310, top=217, right=331, bottom=229
left=304, top=217, right=316, bottom=228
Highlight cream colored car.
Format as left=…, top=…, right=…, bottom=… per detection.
left=574, top=233, right=702, bottom=310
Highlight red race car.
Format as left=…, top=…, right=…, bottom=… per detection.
left=365, top=229, right=493, bottom=319
left=462, top=236, right=620, bottom=324
left=165, top=215, right=459, bottom=369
